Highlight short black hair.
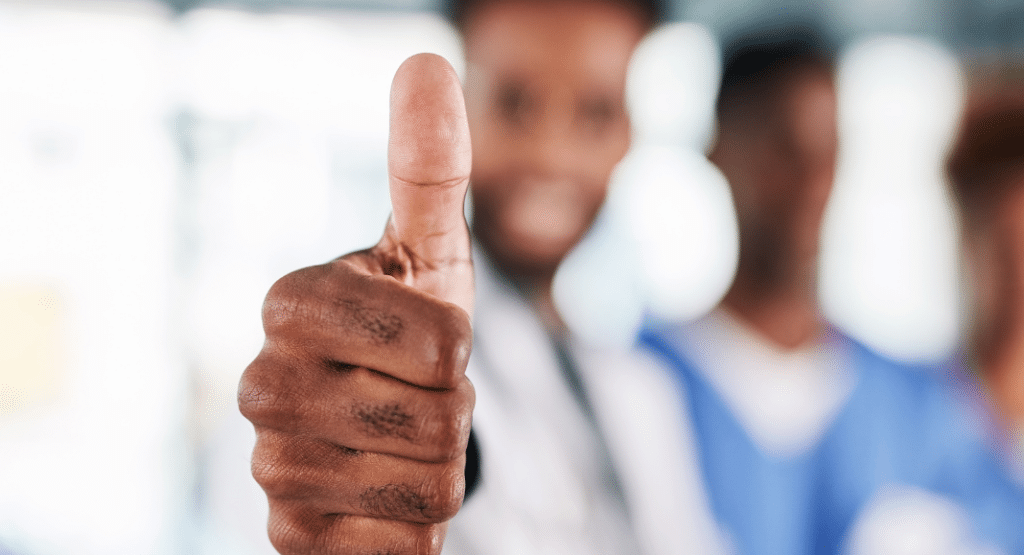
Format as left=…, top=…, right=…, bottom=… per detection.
left=716, top=22, right=836, bottom=122
left=441, top=0, right=667, bottom=33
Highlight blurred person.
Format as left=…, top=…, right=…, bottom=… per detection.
left=237, top=1, right=725, bottom=554
left=947, top=83, right=1024, bottom=469
left=640, top=25, right=1024, bottom=555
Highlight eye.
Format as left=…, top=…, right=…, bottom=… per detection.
left=497, top=83, right=532, bottom=127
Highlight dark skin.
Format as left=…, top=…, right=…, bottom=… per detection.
left=239, top=1, right=646, bottom=552
left=709, top=64, right=838, bottom=350
left=965, top=176, right=1024, bottom=428
left=240, top=54, right=475, bottom=554
left=464, top=0, right=640, bottom=329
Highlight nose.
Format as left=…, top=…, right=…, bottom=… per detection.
left=519, top=107, right=581, bottom=180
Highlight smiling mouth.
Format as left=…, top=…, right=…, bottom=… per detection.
left=503, top=185, right=589, bottom=250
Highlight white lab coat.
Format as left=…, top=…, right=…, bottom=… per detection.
left=443, top=255, right=725, bottom=555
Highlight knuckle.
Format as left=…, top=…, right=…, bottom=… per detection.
left=267, top=502, right=314, bottom=555
left=267, top=525, right=309, bottom=555
left=413, top=523, right=447, bottom=555
left=422, top=381, right=474, bottom=461
left=238, top=356, right=292, bottom=427
left=252, top=432, right=343, bottom=501
left=429, top=304, right=473, bottom=385
left=358, top=462, right=461, bottom=524
left=432, top=415, right=470, bottom=462
left=263, top=273, right=302, bottom=333
left=424, top=461, right=466, bottom=521
left=251, top=443, right=299, bottom=499
left=262, top=266, right=325, bottom=336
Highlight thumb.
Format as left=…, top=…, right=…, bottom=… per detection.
left=382, top=53, right=473, bottom=313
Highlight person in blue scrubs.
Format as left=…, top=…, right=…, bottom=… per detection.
left=640, top=25, right=1024, bottom=555
left=947, top=86, right=1024, bottom=472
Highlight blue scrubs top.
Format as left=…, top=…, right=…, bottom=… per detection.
left=640, top=325, right=1024, bottom=555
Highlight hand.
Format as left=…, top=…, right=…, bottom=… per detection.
left=238, top=53, right=475, bottom=555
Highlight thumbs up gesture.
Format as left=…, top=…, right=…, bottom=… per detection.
left=239, top=54, right=475, bottom=555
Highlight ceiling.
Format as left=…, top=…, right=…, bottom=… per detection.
left=157, top=0, right=1024, bottom=55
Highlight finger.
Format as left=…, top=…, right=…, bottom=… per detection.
left=386, top=53, right=473, bottom=312
left=388, top=53, right=471, bottom=254
left=268, top=501, right=447, bottom=555
left=252, top=429, right=465, bottom=524
left=259, top=260, right=471, bottom=390
left=240, top=350, right=474, bottom=462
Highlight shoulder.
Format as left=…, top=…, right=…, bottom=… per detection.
left=834, top=335, right=994, bottom=457
left=841, top=336, right=962, bottom=415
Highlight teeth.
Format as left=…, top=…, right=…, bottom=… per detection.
left=508, top=187, right=585, bottom=244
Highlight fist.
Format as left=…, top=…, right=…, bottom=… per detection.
left=238, top=53, right=475, bottom=555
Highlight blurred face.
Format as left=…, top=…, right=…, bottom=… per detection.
left=992, top=181, right=1024, bottom=412
left=716, top=66, right=838, bottom=290
left=461, top=0, right=643, bottom=280
left=997, top=178, right=1024, bottom=282
left=971, top=176, right=1024, bottom=365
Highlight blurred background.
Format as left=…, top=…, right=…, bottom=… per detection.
left=0, top=0, right=1022, bottom=553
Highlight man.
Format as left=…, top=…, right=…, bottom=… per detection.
left=640, top=26, right=1024, bottom=555
left=947, top=85, right=1024, bottom=470
left=239, top=1, right=723, bottom=554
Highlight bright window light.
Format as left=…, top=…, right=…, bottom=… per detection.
left=821, top=35, right=965, bottom=363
